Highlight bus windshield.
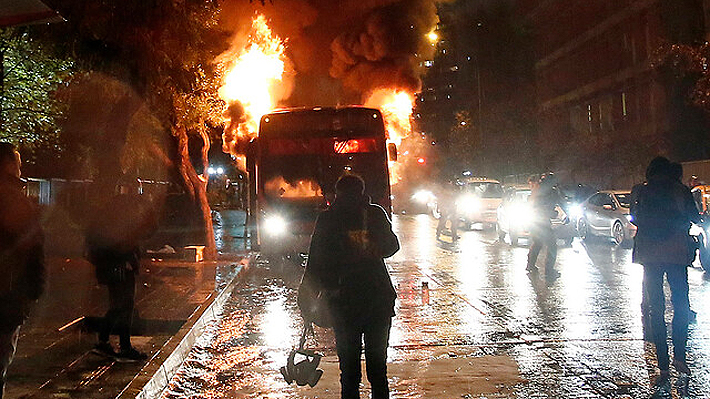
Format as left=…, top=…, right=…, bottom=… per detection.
left=257, top=108, right=391, bottom=209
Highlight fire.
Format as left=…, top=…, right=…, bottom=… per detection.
left=365, top=89, right=415, bottom=185
left=220, top=15, right=288, bottom=155
left=264, top=176, right=322, bottom=198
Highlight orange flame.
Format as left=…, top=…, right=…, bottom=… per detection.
left=365, top=89, right=415, bottom=185
left=220, top=15, right=289, bottom=159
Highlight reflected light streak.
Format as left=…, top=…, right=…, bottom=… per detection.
left=262, top=296, right=297, bottom=361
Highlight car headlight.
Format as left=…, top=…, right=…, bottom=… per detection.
left=457, top=194, right=481, bottom=212
left=568, top=204, right=582, bottom=219
left=512, top=204, right=533, bottom=225
left=625, top=214, right=633, bottom=222
left=412, top=190, right=434, bottom=204
left=264, top=214, right=288, bottom=236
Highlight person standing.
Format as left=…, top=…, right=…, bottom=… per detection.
left=86, top=186, right=152, bottom=362
left=0, top=142, right=45, bottom=398
left=526, top=173, right=562, bottom=278
left=436, top=181, right=459, bottom=242
left=301, top=174, right=399, bottom=399
left=631, top=156, right=698, bottom=398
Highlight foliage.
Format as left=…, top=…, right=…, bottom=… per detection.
left=653, top=42, right=710, bottom=113
left=0, top=27, right=73, bottom=148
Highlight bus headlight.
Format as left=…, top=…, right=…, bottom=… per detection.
left=264, top=215, right=288, bottom=236
left=512, top=204, right=533, bottom=226
left=412, top=190, right=434, bottom=204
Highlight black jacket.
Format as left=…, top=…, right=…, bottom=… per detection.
left=631, top=176, right=700, bottom=265
left=0, top=175, right=45, bottom=331
left=303, top=198, right=399, bottom=323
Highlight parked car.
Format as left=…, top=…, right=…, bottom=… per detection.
left=496, top=186, right=576, bottom=246
left=576, top=190, right=636, bottom=246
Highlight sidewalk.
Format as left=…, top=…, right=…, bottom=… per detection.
left=4, top=254, right=246, bottom=399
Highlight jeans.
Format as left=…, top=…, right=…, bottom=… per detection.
left=527, top=224, right=557, bottom=271
left=99, top=273, right=136, bottom=350
left=333, top=317, right=392, bottom=399
left=0, top=326, right=20, bottom=399
left=642, top=263, right=690, bottom=371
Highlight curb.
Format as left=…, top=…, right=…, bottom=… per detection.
left=116, top=256, right=252, bottom=399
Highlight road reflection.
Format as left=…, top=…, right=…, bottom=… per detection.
left=163, top=214, right=710, bottom=398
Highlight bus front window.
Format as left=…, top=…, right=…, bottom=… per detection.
left=264, top=176, right=322, bottom=199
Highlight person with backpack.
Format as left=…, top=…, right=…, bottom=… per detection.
left=631, top=156, right=698, bottom=398
left=300, top=174, right=399, bottom=399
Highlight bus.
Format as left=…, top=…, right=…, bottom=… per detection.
left=248, top=106, right=395, bottom=261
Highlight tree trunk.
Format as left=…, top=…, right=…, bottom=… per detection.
left=175, top=125, right=217, bottom=260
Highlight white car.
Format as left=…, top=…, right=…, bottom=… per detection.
left=576, top=190, right=637, bottom=246
left=456, top=178, right=503, bottom=229
left=496, top=187, right=575, bottom=246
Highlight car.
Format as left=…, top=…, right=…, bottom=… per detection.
left=690, top=184, right=710, bottom=270
left=496, top=186, right=575, bottom=246
left=576, top=190, right=637, bottom=246
left=455, top=178, right=504, bottom=229
left=392, top=185, right=436, bottom=214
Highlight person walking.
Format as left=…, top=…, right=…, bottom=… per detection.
left=436, top=181, right=459, bottom=242
left=86, top=185, right=153, bottom=362
left=0, top=142, right=45, bottom=398
left=526, top=173, right=562, bottom=278
left=301, top=174, right=399, bottom=399
left=631, top=156, right=698, bottom=398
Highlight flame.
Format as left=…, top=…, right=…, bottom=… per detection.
left=220, top=15, right=288, bottom=157
left=264, top=176, right=322, bottom=198
left=365, top=89, right=415, bottom=185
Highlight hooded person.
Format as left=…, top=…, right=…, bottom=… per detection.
left=630, top=156, right=698, bottom=397
left=300, top=174, right=399, bottom=399
left=0, top=142, right=44, bottom=398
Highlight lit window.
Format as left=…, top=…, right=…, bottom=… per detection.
left=424, top=60, right=434, bottom=67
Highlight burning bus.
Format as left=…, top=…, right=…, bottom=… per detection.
left=248, top=106, right=395, bottom=261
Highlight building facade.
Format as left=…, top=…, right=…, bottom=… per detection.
left=520, top=0, right=710, bottom=188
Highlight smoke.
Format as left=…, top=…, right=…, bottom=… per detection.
left=219, top=0, right=441, bottom=105
left=330, top=0, right=438, bottom=99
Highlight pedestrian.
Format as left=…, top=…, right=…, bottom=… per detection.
left=86, top=182, right=153, bottom=362
left=0, top=142, right=45, bottom=398
left=436, top=181, right=459, bottom=242
left=526, top=173, right=562, bottom=278
left=301, top=174, right=399, bottom=399
left=630, top=156, right=698, bottom=397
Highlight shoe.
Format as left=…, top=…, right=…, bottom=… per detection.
left=115, top=348, right=148, bottom=363
left=650, top=373, right=671, bottom=399
left=675, top=372, right=690, bottom=398
left=91, top=342, right=116, bottom=358
left=526, top=263, right=538, bottom=273
left=673, top=359, right=691, bottom=375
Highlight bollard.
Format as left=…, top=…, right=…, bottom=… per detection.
left=422, top=281, right=430, bottom=305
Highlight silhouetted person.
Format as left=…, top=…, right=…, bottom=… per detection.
left=436, top=181, right=458, bottom=242
left=86, top=183, right=154, bottom=362
left=0, top=143, right=44, bottom=398
left=526, top=173, right=561, bottom=278
left=302, top=174, right=399, bottom=399
left=631, top=156, right=698, bottom=397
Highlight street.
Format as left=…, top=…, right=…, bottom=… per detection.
left=162, top=214, right=710, bottom=398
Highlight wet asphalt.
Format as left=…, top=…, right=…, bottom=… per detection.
left=163, top=214, right=710, bottom=398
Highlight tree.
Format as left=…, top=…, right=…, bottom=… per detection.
left=45, top=0, right=231, bottom=258
left=0, top=27, right=73, bottom=156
